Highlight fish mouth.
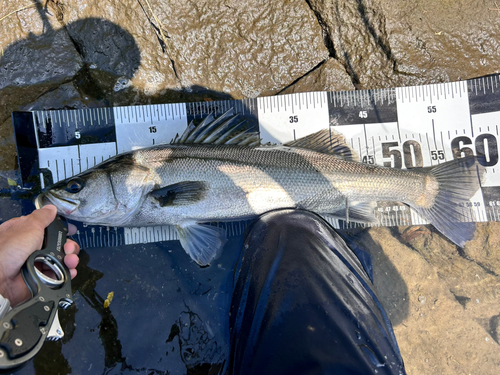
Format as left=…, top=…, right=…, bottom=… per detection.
left=35, top=192, right=80, bottom=216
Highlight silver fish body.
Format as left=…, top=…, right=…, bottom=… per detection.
left=37, top=113, right=484, bottom=265
left=118, top=145, right=433, bottom=224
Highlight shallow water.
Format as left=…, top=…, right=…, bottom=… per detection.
left=0, top=194, right=240, bottom=375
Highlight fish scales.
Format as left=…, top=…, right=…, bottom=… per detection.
left=134, top=145, right=428, bottom=212
left=37, top=115, right=484, bottom=265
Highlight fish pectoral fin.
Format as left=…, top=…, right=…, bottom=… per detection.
left=328, top=201, right=378, bottom=223
left=284, top=129, right=358, bottom=161
left=176, top=223, right=228, bottom=266
left=149, top=181, right=208, bottom=207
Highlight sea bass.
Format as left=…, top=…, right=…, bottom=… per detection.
left=36, top=111, right=484, bottom=265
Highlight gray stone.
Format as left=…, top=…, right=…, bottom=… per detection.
left=0, top=2, right=82, bottom=124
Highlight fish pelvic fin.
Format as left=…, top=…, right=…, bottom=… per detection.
left=172, top=108, right=261, bottom=147
left=176, top=223, right=228, bottom=266
left=412, top=156, right=485, bottom=247
left=284, top=129, right=359, bottom=162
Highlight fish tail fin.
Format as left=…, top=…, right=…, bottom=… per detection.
left=412, top=156, right=485, bottom=247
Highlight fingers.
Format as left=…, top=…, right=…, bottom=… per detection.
left=63, top=239, right=79, bottom=280
left=28, top=205, right=57, bottom=230
left=64, top=254, right=79, bottom=276
left=0, top=205, right=59, bottom=264
left=68, top=223, right=77, bottom=236
left=64, top=239, right=80, bottom=255
left=64, top=254, right=78, bottom=279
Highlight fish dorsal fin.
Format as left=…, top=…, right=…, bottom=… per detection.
left=171, top=108, right=261, bottom=147
left=284, top=129, right=358, bottom=161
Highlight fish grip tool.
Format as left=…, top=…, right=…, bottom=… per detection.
left=0, top=216, right=74, bottom=371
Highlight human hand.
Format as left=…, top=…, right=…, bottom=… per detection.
left=0, top=205, right=79, bottom=307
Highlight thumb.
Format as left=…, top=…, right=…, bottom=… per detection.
left=28, top=205, right=58, bottom=229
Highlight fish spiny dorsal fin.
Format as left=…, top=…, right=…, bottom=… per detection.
left=186, top=113, right=215, bottom=143
left=177, top=121, right=196, bottom=144
left=284, top=129, right=359, bottom=162
left=172, top=108, right=261, bottom=147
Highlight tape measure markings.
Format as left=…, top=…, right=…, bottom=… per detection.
left=12, top=75, right=500, bottom=247
left=113, top=103, right=187, bottom=153
left=258, top=92, right=328, bottom=144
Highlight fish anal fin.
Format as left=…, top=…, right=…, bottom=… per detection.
left=284, top=129, right=358, bottom=161
left=149, top=181, right=208, bottom=207
left=328, top=201, right=378, bottom=223
left=176, top=223, right=227, bottom=266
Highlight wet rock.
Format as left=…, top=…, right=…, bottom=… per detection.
left=0, top=81, right=94, bottom=173
left=344, top=228, right=410, bottom=326
left=0, top=3, right=144, bottom=173
left=63, top=16, right=142, bottom=105
left=0, top=2, right=81, bottom=174
left=0, top=118, right=16, bottom=172
left=20, top=81, right=92, bottom=111
left=399, top=225, right=432, bottom=248
left=0, top=2, right=82, bottom=124
left=60, top=0, right=329, bottom=99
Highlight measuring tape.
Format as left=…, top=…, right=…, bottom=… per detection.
left=12, top=74, right=500, bottom=248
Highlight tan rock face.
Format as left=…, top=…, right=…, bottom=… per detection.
left=61, top=0, right=330, bottom=99
left=380, top=0, right=500, bottom=83
left=306, top=0, right=500, bottom=88
left=354, top=225, right=500, bottom=374
left=1, top=1, right=499, bottom=373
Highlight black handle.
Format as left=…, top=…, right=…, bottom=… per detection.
left=0, top=300, right=54, bottom=360
left=0, top=215, right=74, bottom=370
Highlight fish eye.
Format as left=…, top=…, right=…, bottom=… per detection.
left=65, top=178, right=84, bottom=194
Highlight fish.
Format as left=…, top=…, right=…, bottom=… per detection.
left=36, top=109, right=485, bottom=266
